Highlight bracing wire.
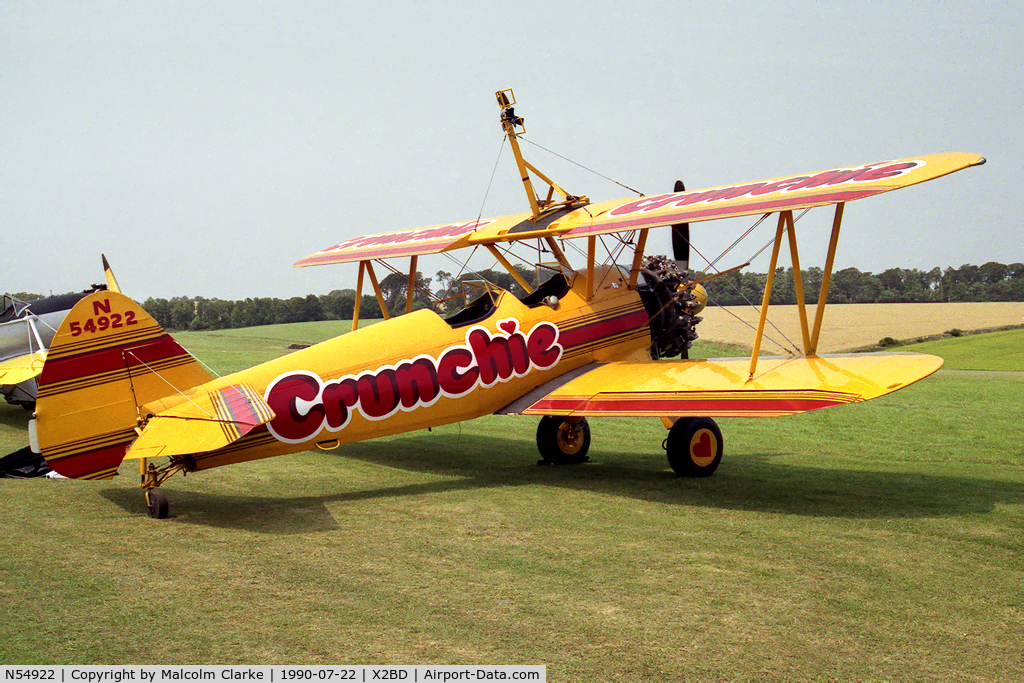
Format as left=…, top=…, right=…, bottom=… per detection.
left=435, top=135, right=510, bottom=306
left=519, top=136, right=645, bottom=197
left=477, top=136, right=508, bottom=224
left=438, top=246, right=502, bottom=302
left=123, top=351, right=216, bottom=418
left=376, top=259, right=445, bottom=306
left=684, top=210, right=818, bottom=356
left=457, top=128, right=814, bottom=357
left=706, top=213, right=771, bottom=271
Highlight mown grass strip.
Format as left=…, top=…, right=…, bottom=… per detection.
left=1, top=325, right=1020, bottom=677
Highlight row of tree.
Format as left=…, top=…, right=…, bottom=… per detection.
left=699, top=262, right=1024, bottom=306
left=133, top=261, right=1023, bottom=331
left=141, top=267, right=537, bottom=331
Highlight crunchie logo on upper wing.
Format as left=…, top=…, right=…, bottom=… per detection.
left=607, top=160, right=925, bottom=218
left=319, top=219, right=495, bottom=254
left=264, top=319, right=562, bottom=444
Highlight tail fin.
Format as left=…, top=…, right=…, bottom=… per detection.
left=35, top=291, right=213, bottom=480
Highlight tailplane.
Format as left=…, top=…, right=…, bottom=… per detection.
left=35, top=290, right=213, bottom=479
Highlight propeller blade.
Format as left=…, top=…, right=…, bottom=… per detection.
left=670, top=180, right=690, bottom=270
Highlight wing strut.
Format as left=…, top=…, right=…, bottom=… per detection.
left=544, top=236, right=572, bottom=270
left=810, top=202, right=845, bottom=354
left=351, top=260, right=393, bottom=330
left=586, top=236, right=597, bottom=300
left=786, top=212, right=812, bottom=352
left=365, top=261, right=390, bottom=323
left=352, top=261, right=366, bottom=331
left=485, top=245, right=534, bottom=294
left=627, top=229, right=650, bottom=289
left=748, top=202, right=848, bottom=377
left=405, top=255, right=419, bottom=314
left=749, top=213, right=788, bottom=379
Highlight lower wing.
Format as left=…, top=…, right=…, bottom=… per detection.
left=0, top=351, right=47, bottom=386
left=499, top=353, right=943, bottom=418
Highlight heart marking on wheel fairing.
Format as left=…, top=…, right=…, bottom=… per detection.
left=690, top=429, right=716, bottom=466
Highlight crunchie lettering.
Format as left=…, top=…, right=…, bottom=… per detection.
left=321, top=219, right=493, bottom=254
left=265, top=319, right=563, bottom=443
left=607, top=159, right=923, bottom=217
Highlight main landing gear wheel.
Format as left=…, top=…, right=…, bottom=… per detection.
left=536, top=416, right=591, bottom=464
left=666, top=417, right=723, bottom=477
left=145, top=489, right=169, bottom=519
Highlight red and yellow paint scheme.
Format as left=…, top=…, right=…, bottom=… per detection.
left=31, top=90, right=985, bottom=518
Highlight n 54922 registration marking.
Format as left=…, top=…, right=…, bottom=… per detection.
left=68, top=298, right=138, bottom=336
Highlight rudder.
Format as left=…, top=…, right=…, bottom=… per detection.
left=35, top=291, right=213, bottom=479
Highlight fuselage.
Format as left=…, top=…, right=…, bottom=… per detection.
left=186, top=266, right=652, bottom=471
left=1, top=291, right=95, bottom=358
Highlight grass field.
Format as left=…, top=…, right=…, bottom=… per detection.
left=1, top=324, right=1021, bottom=678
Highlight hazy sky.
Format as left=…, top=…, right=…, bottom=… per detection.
left=3, top=1, right=1021, bottom=301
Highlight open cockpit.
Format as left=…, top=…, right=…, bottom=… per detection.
left=443, top=266, right=574, bottom=329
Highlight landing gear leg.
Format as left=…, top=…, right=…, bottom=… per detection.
left=141, top=459, right=176, bottom=519
left=536, top=416, right=591, bottom=465
left=665, top=417, right=723, bottom=477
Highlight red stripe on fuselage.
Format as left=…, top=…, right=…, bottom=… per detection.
left=558, top=307, right=650, bottom=351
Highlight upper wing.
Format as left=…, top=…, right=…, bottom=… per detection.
left=294, top=214, right=532, bottom=266
left=125, top=381, right=275, bottom=459
left=294, top=153, right=984, bottom=265
left=0, top=351, right=47, bottom=386
left=550, top=153, right=986, bottom=239
left=499, top=353, right=943, bottom=418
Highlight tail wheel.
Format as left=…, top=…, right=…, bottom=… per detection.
left=536, top=416, right=591, bottom=464
left=145, top=489, right=169, bottom=519
left=666, top=417, right=723, bottom=477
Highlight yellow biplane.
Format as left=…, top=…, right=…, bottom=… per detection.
left=31, top=90, right=984, bottom=518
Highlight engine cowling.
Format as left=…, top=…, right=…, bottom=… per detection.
left=636, top=256, right=705, bottom=359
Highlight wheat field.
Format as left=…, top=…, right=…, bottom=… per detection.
left=698, top=301, right=1024, bottom=353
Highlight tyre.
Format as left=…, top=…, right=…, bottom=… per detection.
left=536, top=416, right=591, bottom=464
left=666, top=416, right=723, bottom=476
left=145, top=489, right=169, bottom=519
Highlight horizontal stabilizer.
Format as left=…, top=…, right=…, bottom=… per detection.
left=0, top=351, right=46, bottom=386
left=126, top=381, right=275, bottom=459
left=503, top=353, right=943, bottom=418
